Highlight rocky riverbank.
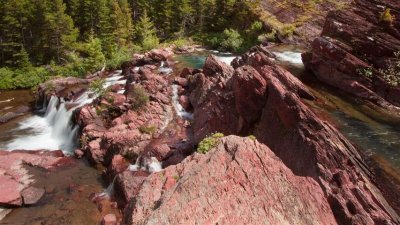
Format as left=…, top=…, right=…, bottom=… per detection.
left=302, top=0, right=400, bottom=122
left=1, top=42, right=399, bottom=224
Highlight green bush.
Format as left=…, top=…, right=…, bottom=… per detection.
left=380, top=8, right=395, bottom=23
left=0, top=67, right=49, bottom=90
left=139, top=125, right=157, bottom=135
left=142, top=36, right=160, bottom=52
left=197, top=133, right=225, bottom=154
left=89, top=78, right=107, bottom=96
left=106, top=47, right=133, bottom=69
left=380, top=51, right=400, bottom=86
left=130, top=86, right=149, bottom=110
left=220, top=29, right=244, bottom=52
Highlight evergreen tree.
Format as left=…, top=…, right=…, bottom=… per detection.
left=134, top=10, right=159, bottom=51
left=0, top=0, right=32, bottom=66
left=42, top=0, right=78, bottom=63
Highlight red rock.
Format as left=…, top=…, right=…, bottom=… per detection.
left=186, top=49, right=400, bottom=224
left=0, top=150, right=65, bottom=207
left=178, top=95, right=191, bottom=111
left=302, top=0, right=400, bottom=117
left=105, top=155, right=129, bottom=182
left=74, top=149, right=84, bottom=158
left=232, top=65, right=267, bottom=129
left=145, top=48, right=174, bottom=62
left=203, top=55, right=234, bottom=78
left=124, top=136, right=337, bottom=225
left=114, top=171, right=149, bottom=209
left=101, top=213, right=117, bottom=225
left=21, top=186, right=45, bottom=205
left=173, top=77, right=188, bottom=87
left=179, top=67, right=193, bottom=78
left=0, top=174, right=23, bottom=207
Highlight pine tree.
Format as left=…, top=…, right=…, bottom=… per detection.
left=0, top=0, right=32, bottom=66
left=42, top=0, right=78, bottom=63
left=134, top=10, right=159, bottom=51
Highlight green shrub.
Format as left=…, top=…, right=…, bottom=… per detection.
left=356, top=67, right=373, bottom=78
left=0, top=66, right=49, bottom=90
left=197, top=133, right=225, bottom=154
left=106, top=47, right=133, bottom=69
left=139, top=125, right=157, bottom=135
left=248, top=135, right=257, bottom=141
left=380, top=8, right=395, bottom=23
left=130, top=86, right=149, bottom=110
left=142, top=36, right=160, bottom=52
left=379, top=51, right=400, bottom=86
left=221, top=29, right=244, bottom=52
left=89, top=78, right=107, bottom=96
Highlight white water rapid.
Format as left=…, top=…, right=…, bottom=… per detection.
left=6, top=71, right=126, bottom=154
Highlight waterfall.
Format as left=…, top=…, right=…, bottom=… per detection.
left=5, top=71, right=126, bottom=154
left=272, top=51, right=303, bottom=65
left=172, top=85, right=193, bottom=120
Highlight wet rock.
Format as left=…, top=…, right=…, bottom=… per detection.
left=74, top=149, right=84, bottom=158
left=105, top=155, right=129, bottom=183
left=101, top=213, right=117, bottom=225
left=0, top=150, right=66, bottom=208
left=0, top=106, right=30, bottom=124
left=124, top=136, right=337, bottom=225
left=178, top=95, right=191, bottom=111
left=21, top=186, right=45, bottom=205
left=0, top=174, right=23, bottom=207
left=114, top=171, right=149, bottom=209
left=173, top=77, right=188, bottom=87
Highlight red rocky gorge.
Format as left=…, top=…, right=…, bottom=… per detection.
left=29, top=46, right=400, bottom=225
left=302, top=0, right=400, bottom=120
left=178, top=50, right=399, bottom=224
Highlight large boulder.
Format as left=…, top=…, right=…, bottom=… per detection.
left=124, top=136, right=337, bottom=225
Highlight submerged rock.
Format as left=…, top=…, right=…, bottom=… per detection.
left=124, top=136, right=337, bottom=225
left=21, top=186, right=45, bottom=206
left=0, top=150, right=66, bottom=208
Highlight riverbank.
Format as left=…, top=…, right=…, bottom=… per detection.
left=1, top=44, right=400, bottom=224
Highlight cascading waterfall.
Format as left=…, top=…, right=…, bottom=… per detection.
left=6, top=71, right=126, bottom=154
left=172, top=84, right=193, bottom=120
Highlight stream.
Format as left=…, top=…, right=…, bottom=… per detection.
left=0, top=46, right=399, bottom=223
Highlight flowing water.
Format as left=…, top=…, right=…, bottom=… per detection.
left=1, top=46, right=399, bottom=223
left=175, top=46, right=400, bottom=172
left=0, top=71, right=126, bottom=154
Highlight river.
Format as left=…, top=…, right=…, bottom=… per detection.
left=0, top=46, right=399, bottom=223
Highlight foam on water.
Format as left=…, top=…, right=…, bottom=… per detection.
left=172, top=84, right=193, bottom=120
left=6, top=71, right=126, bottom=154
left=273, top=51, right=303, bottom=65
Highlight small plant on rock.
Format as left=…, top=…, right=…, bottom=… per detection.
left=380, top=8, right=395, bottom=24
left=197, top=132, right=225, bottom=154
left=356, top=67, right=373, bottom=78
left=379, top=52, right=400, bottom=87
left=139, top=125, right=157, bottom=135
left=130, top=86, right=149, bottom=111
left=89, top=78, right=107, bottom=97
